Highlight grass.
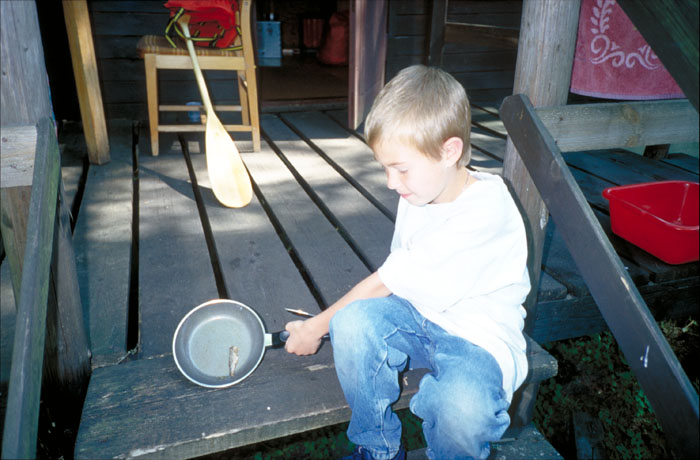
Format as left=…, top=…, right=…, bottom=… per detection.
left=534, top=317, right=699, bottom=459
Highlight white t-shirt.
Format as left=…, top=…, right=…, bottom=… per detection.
left=377, top=171, right=530, bottom=400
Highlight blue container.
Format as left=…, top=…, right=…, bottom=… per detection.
left=257, top=21, right=281, bottom=58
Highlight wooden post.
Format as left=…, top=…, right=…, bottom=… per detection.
left=349, top=0, right=388, bottom=129
left=63, top=0, right=111, bottom=165
left=502, top=0, right=581, bottom=333
left=0, top=0, right=90, bottom=404
left=427, top=0, right=447, bottom=67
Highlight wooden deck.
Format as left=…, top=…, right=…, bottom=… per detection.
left=1, top=106, right=698, bottom=458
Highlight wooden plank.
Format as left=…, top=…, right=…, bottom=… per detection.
left=0, top=125, right=37, bottom=188
left=0, top=187, right=32, bottom=303
left=241, top=138, right=371, bottom=306
left=591, top=149, right=698, bottom=183
left=409, top=423, right=563, bottom=460
left=43, top=177, right=91, bottom=398
left=536, top=271, right=568, bottom=302
left=452, top=70, right=515, bottom=91
left=542, top=219, right=649, bottom=298
left=536, top=100, right=699, bottom=153
left=58, top=121, right=89, bottom=217
left=75, top=333, right=553, bottom=460
left=471, top=126, right=506, bottom=161
left=0, top=261, right=16, bottom=384
left=280, top=111, right=399, bottom=220
left=90, top=10, right=166, bottom=36
left=262, top=115, right=394, bottom=272
left=617, top=0, right=699, bottom=111
left=2, top=118, right=60, bottom=460
left=662, top=153, right=699, bottom=174
left=448, top=0, right=522, bottom=16
left=72, top=120, right=133, bottom=367
left=0, top=1, right=53, bottom=125
left=137, top=145, right=218, bottom=358
left=100, top=80, right=241, bottom=105
left=0, top=126, right=37, bottom=305
left=183, top=137, right=319, bottom=329
left=63, top=0, right=110, bottom=165
left=89, top=0, right=164, bottom=13
left=501, top=93, right=699, bottom=459
left=444, top=23, right=519, bottom=48
left=75, top=343, right=424, bottom=459
left=98, top=60, right=237, bottom=82
left=442, top=49, right=518, bottom=73
left=532, top=278, right=699, bottom=344
left=565, top=150, right=698, bottom=186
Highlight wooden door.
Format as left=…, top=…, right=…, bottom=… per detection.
left=349, top=0, right=388, bottom=130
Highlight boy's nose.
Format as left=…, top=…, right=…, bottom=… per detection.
left=385, top=169, right=399, bottom=190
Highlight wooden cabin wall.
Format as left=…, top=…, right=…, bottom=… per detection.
left=72, top=1, right=244, bottom=121
left=386, top=0, right=521, bottom=107
left=42, top=1, right=520, bottom=121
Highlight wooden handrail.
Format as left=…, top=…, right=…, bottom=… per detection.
left=1, top=118, right=61, bottom=459
left=500, top=94, right=699, bottom=459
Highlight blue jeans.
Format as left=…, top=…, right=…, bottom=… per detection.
left=329, top=296, right=511, bottom=460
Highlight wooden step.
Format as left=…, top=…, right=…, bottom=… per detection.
left=74, top=336, right=556, bottom=459
left=406, top=423, right=562, bottom=460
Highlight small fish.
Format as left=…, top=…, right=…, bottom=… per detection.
left=229, top=346, right=239, bottom=377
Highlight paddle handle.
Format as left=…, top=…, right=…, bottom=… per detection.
left=178, top=16, right=215, bottom=115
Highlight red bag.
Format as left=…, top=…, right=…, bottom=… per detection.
left=317, top=12, right=349, bottom=66
left=164, top=0, right=240, bottom=50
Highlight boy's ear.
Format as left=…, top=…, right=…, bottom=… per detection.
left=441, top=137, right=464, bottom=167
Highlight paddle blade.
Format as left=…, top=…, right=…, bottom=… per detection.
left=205, top=116, right=253, bottom=208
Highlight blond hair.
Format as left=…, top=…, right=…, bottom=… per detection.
left=365, top=65, right=471, bottom=166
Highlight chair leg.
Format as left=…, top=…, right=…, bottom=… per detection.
left=244, top=67, right=261, bottom=152
left=144, top=54, right=159, bottom=156
left=237, top=71, right=250, bottom=125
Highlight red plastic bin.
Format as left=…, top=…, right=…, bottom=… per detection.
left=602, top=181, right=699, bottom=265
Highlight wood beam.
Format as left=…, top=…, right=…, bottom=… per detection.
left=444, top=23, right=519, bottom=49
left=536, top=99, right=699, bottom=152
left=502, top=0, right=581, bottom=333
left=63, top=0, right=110, bottom=164
left=1, top=125, right=37, bottom=188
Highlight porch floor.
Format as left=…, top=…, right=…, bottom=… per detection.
left=1, top=105, right=697, bottom=459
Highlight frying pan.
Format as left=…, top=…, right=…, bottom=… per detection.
left=173, top=299, right=288, bottom=388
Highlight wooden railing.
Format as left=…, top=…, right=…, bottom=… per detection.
left=500, top=94, right=699, bottom=459
left=1, top=118, right=89, bottom=459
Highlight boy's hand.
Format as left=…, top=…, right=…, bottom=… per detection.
left=284, top=319, right=324, bottom=356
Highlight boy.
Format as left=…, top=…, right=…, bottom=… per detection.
left=284, top=65, right=530, bottom=460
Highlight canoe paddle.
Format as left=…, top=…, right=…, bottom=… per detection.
left=178, top=16, right=253, bottom=208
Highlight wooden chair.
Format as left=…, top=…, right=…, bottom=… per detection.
left=137, top=0, right=260, bottom=156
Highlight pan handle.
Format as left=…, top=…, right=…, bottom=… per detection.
left=265, top=331, right=290, bottom=348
